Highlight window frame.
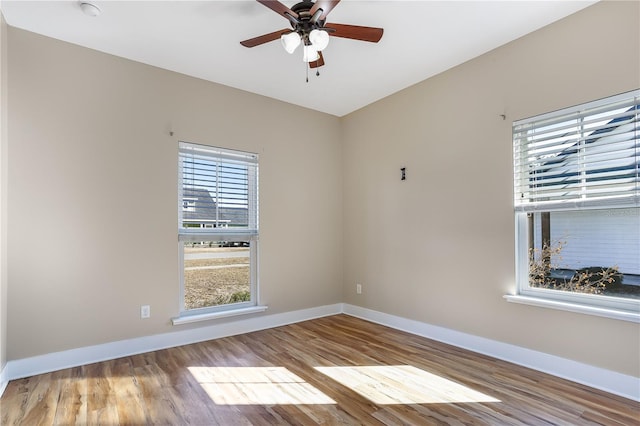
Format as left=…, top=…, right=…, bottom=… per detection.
left=177, top=141, right=259, bottom=318
left=509, top=90, right=640, bottom=322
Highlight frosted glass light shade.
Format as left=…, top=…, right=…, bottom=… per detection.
left=309, top=29, right=329, bottom=51
left=302, top=45, right=319, bottom=62
left=281, top=32, right=301, bottom=54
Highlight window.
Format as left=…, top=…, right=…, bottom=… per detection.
left=511, top=90, right=639, bottom=321
left=178, top=142, right=259, bottom=317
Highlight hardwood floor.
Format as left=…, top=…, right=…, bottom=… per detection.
left=1, top=314, right=638, bottom=425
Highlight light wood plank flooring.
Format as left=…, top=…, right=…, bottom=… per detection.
left=1, top=314, right=638, bottom=425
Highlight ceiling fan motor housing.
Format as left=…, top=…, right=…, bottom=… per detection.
left=290, top=1, right=328, bottom=44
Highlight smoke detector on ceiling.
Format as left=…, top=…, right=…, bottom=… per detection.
left=79, top=2, right=101, bottom=17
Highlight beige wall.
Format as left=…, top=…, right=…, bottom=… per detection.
left=1, top=12, right=7, bottom=373
left=4, top=0, right=639, bottom=381
left=342, top=0, right=640, bottom=377
left=6, top=28, right=343, bottom=360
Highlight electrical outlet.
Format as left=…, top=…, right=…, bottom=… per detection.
left=356, top=284, right=362, bottom=294
left=140, top=305, right=151, bottom=319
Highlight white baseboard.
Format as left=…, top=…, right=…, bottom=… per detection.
left=3, top=303, right=342, bottom=385
left=2, top=302, right=638, bottom=403
left=342, top=303, right=640, bottom=402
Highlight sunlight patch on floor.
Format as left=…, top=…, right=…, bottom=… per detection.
left=188, top=366, right=336, bottom=405
left=314, top=365, right=501, bottom=405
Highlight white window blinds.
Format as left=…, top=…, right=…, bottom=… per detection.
left=513, top=90, right=639, bottom=211
left=178, top=142, right=258, bottom=240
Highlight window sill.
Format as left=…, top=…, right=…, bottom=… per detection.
left=172, top=305, right=268, bottom=326
left=504, top=295, right=640, bottom=323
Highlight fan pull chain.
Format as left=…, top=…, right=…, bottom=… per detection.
left=306, top=61, right=309, bottom=83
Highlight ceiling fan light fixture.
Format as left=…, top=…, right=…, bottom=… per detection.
left=309, top=29, right=329, bottom=51
left=281, top=32, right=301, bottom=54
left=302, top=44, right=319, bottom=63
left=240, top=0, right=385, bottom=77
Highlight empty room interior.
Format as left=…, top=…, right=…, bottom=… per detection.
left=0, top=0, right=639, bottom=424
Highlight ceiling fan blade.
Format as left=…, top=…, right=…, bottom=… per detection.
left=257, top=0, right=299, bottom=23
left=309, top=51, right=325, bottom=69
left=324, top=23, right=384, bottom=43
left=309, top=0, right=340, bottom=22
left=240, top=29, right=291, bottom=47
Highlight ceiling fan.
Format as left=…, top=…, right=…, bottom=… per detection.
left=240, top=0, right=384, bottom=72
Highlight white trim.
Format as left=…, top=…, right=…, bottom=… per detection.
left=341, top=304, right=640, bottom=402
left=172, top=305, right=268, bottom=325
left=504, top=294, right=640, bottom=323
left=2, top=303, right=637, bottom=403
left=4, top=303, right=342, bottom=382
left=0, top=363, right=8, bottom=398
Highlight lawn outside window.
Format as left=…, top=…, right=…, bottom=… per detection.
left=175, top=142, right=261, bottom=322
left=507, top=90, right=640, bottom=322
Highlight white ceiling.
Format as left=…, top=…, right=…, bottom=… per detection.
left=1, top=0, right=597, bottom=117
